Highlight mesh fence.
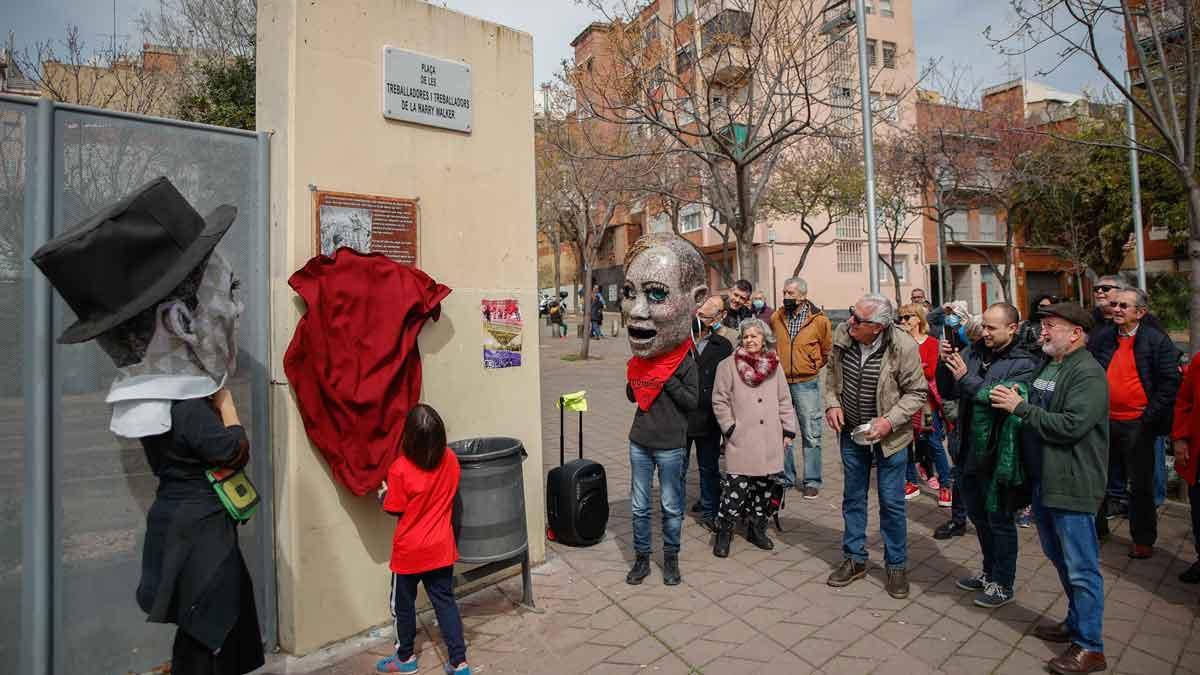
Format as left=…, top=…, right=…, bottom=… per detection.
left=0, top=103, right=268, bottom=675
left=0, top=98, right=29, bottom=675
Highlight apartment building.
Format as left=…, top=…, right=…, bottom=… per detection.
left=564, top=0, right=921, bottom=312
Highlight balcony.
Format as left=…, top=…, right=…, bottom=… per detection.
left=702, top=9, right=751, bottom=55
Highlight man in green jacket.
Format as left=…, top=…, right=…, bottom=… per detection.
left=989, top=303, right=1108, bottom=675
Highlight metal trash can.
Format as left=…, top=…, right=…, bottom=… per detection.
left=449, top=437, right=528, bottom=564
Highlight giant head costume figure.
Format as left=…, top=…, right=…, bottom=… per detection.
left=32, top=177, right=242, bottom=437
left=620, top=233, right=708, bottom=358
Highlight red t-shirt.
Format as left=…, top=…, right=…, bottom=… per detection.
left=383, top=450, right=461, bottom=575
left=1107, top=335, right=1148, bottom=421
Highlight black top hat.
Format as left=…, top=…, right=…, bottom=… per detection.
left=31, top=176, right=237, bottom=344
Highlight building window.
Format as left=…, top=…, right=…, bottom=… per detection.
left=882, top=41, right=896, bottom=69
left=945, top=210, right=968, bottom=240
left=607, top=284, right=619, bottom=303
left=837, top=241, right=863, bottom=273
left=680, top=211, right=702, bottom=233
left=674, top=0, right=693, bottom=22
left=836, top=213, right=863, bottom=239
left=978, top=208, right=999, bottom=241
left=676, top=44, right=695, bottom=74
left=866, top=39, right=878, bottom=67
left=864, top=0, right=874, bottom=14
left=871, top=92, right=899, bottom=122
left=887, top=256, right=907, bottom=283
left=832, top=81, right=854, bottom=108
left=879, top=0, right=894, bottom=17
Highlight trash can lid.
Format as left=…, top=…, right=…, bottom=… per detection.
left=449, top=437, right=525, bottom=463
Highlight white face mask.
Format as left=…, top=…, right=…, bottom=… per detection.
left=106, top=252, right=244, bottom=438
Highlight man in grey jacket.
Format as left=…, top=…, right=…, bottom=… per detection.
left=823, top=294, right=928, bottom=599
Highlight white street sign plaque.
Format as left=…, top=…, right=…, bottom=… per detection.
left=382, top=46, right=473, bottom=134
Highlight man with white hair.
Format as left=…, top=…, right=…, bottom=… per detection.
left=823, top=294, right=928, bottom=599
left=769, top=276, right=832, bottom=498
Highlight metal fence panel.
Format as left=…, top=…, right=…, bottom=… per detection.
left=0, top=94, right=273, bottom=675
left=0, top=97, right=30, bottom=675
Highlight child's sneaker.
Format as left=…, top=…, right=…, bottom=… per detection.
left=445, top=663, right=472, bottom=675
left=377, top=655, right=418, bottom=673
left=904, top=482, right=921, bottom=501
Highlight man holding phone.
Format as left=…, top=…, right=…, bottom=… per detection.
left=938, top=303, right=1039, bottom=609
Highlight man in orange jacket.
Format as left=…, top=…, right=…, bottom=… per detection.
left=769, top=276, right=832, bottom=498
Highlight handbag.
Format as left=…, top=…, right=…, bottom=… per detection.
left=206, top=467, right=261, bottom=522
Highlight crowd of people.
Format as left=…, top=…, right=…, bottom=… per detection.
left=619, top=236, right=1192, bottom=675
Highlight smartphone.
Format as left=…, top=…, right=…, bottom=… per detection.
left=942, top=323, right=955, bottom=349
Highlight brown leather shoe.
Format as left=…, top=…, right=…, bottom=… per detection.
left=1034, top=621, right=1072, bottom=643
left=1129, top=544, right=1154, bottom=559
left=827, top=558, right=867, bottom=587
left=1047, top=644, right=1107, bottom=674
left=886, top=567, right=909, bottom=599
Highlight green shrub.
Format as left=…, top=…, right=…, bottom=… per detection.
left=1146, top=272, right=1189, bottom=331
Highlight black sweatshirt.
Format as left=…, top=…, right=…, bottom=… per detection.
left=626, top=353, right=699, bottom=450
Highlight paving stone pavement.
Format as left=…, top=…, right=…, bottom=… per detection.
left=319, top=319, right=1200, bottom=674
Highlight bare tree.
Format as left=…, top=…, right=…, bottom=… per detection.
left=573, top=0, right=894, bottom=287
left=137, top=0, right=256, bottom=102
left=538, top=82, right=655, bottom=359
left=873, top=134, right=923, bottom=305
left=16, top=26, right=176, bottom=115
left=991, top=0, right=1200, bottom=348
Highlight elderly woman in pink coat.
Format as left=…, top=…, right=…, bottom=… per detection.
left=711, top=317, right=799, bottom=557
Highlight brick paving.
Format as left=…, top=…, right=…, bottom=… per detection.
left=308, top=318, right=1200, bottom=674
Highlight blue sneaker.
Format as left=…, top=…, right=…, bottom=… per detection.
left=377, top=655, right=418, bottom=673
left=1016, top=506, right=1033, bottom=528
left=956, top=571, right=988, bottom=592
left=974, top=581, right=1015, bottom=609
left=444, top=663, right=472, bottom=675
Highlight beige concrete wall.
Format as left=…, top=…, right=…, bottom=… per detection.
left=257, top=0, right=542, bottom=654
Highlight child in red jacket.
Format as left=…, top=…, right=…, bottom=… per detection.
left=376, top=404, right=470, bottom=674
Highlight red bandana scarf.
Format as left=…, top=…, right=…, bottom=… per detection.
left=627, top=340, right=693, bottom=411
left=734, top=346, right=779, bottom=387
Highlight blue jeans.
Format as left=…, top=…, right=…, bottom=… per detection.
left=390, top=566, right=466, bottom=666
left=787, top=380, right=824, bottom=487
left=1032, top=483, right=1104, bottom=654
left=960, top=472, right=1019, bottom=589
left=683, top=434, right=722, bottom=520
left=630, top=442, right=685, bottom=555
left=840, top=431, right=908, bottom=568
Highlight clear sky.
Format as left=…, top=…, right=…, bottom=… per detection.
left=2, top=0, right=1126, bottom=99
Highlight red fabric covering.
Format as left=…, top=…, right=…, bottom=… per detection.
left=1173, top=360, right=1200, bottom=486
left=627, top=340, right=692, bottom=411
left=383, top=450, right=461, bottom=574
left=284, top=248, right=451, bottom=496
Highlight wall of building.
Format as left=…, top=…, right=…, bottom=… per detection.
left=258, top=0, right=542, bottom=654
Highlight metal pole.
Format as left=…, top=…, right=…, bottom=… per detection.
left=1125, top=72, right=1147, bottom=291
left=21, top=97, right=54, bottom=675
left=854, top=0, right=880, bottom=293
left=253, top=130, right=278, bottom=649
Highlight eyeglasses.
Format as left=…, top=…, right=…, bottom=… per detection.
left=1095, top=285, right=1119, bottom=293
left=1108, top=301, right=1142, bottom=310
left=848, top=307, right=878, bottom=325
left=899, top=314, right=915, bottom=322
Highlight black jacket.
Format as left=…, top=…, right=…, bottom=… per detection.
left=1087, top=322, right=1181, bottom=435
left=627, top=353, right=699, bottom=449
left=938, top=338, right=1040, bottom=476
left=687, top=332, right=734, bottom=437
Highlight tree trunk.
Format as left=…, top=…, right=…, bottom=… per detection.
left=735, top=227, right=758, bottom=288
left=552, top=225, right=561, bottom=298
left=1188, top=181, right=1200, bottom=354
left=580, top=265, right=594, bottom=360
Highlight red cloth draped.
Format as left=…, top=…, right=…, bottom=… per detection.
left=627, top=340, right=693, bottom=411
left=283, top=248, right=451, bottom=496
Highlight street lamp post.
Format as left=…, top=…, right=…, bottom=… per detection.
left=1125, top=71, right=1147, bottom=291
left=853, top=0, right=880, bottom=293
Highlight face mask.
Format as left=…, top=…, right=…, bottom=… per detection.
left=752, top=300, right=765, bottom=311
left=782, top=298, right=798, bottom=311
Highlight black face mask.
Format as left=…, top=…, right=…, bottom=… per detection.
left=783, top=298, right=799, bottom=311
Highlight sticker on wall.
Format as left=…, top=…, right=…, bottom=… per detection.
left=482, top=298, right=523, bottom=369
